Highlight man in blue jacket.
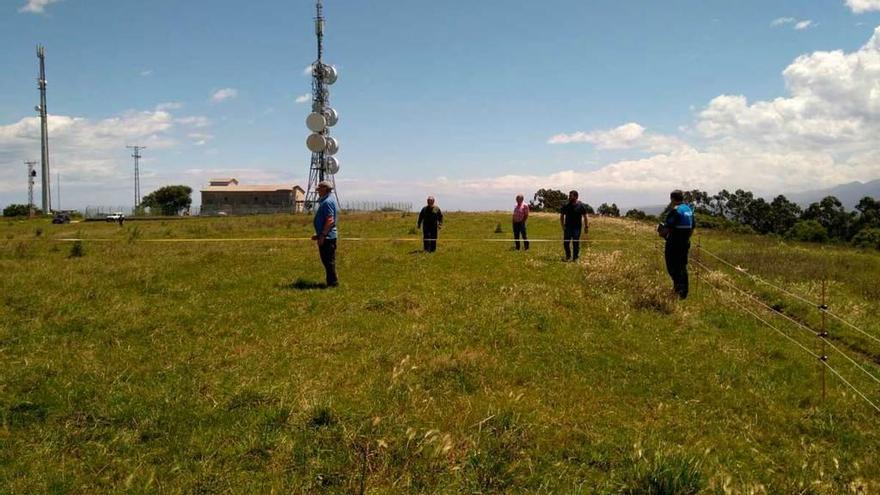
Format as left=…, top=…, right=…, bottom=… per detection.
left=311, top=181, right=338, bottom=287
left=659, top=189, right=695, bottom=299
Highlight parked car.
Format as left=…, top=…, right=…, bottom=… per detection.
left=106, top=212, right=125, bottom=222
left=51, top=212, right=70, bottom=224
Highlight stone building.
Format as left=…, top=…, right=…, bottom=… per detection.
left=200, top=178, right=305, bottom=215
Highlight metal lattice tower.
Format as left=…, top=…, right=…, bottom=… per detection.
left=127, top=145, right=146, bottom=209
left=304, top=0, right=341, bottom=210
left=36, top=45, right=51, bottom=213
left=25, top=161, right=37, bottom=218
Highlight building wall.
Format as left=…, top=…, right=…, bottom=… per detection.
left=201, top=191, right=295, bottom=215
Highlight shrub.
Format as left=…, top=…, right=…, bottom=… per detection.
left=494, top=222, right=503, bottom=234
left=68, top=240, right=85, bottom=258
left=618, top=454, right=704, bottom=495
left=852, top=227, right=880, bottom=250
left=786, top=220, right=828, bottom=243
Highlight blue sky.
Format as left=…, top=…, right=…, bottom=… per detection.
left=1, top=0, right=880, bottom=210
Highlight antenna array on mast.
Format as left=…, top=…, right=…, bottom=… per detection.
left=304, top=0, right=341, bottom=209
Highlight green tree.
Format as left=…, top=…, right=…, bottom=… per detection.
left=625, top=209, right=647, bottom=220
left=767, top=195, right=802, bottom=235
left=529, top=189, right=567, bottom=213
left=597, top=203, right=620, bottom=217
left=852, top=228, right=880, bottom=250
left=802, top=196, right=855, bottom=240
left=683, top=190, right=712, bottom=214
left=710, top=189, right=731, bottom=218
left=3, top=204, right=41, bottom=217
left=141, top=185, right=193, bottom=216
left=854, top=197, right=880, bottom=232
left=786, top=220, right=829, bottom=243
left=726, top=189, right=755, bottom=224
left=743, top=197, right=772, bottom=234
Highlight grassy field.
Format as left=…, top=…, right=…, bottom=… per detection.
left=1, top=212, right=879, bottom=494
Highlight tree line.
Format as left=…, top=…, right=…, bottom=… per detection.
left=530, top=188, right=880, bottom=250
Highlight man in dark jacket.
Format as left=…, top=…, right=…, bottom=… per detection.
left=560, top=190, right=589, bottom=261
left=417, top=196, right=443, bottom=252
left=659, top=189, right=695, bottom=299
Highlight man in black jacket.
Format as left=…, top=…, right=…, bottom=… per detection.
left=417, top=196, right=443, bottom=252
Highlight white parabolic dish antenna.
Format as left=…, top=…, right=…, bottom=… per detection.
left=306, top=112, right=327, bottom=132
left=323, top=65, right=338, bottom=85
left=323, top=108, right=338, bottom=127
left=325, top=156, right=340, bottom=174
left=325, top=137, right=339, bottom=155
left=306, top=133, right=327, bottom=153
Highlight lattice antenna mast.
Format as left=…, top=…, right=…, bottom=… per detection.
left=25, top=161, right=37, bottom=218
left=127, top=145, right=146, bottom=209
left=36, top=45, right=51, bottom=213
left=304, top=0, right=341, bottom=209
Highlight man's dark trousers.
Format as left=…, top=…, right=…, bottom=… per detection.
left=423, top=227, right=437, bottom=252
left=664, top=237, right=690, bottom=298
left=513, top=221, right=529, bottom=250
left=563, top=227, right=581, bottom=260
left=318, top=239, right=338, bottom=286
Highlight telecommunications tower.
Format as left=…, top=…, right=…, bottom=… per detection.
left=304, top=0, right=341, bottom=209
left=35, top=45, right=51, bottom=213
left=127, top=145, right=146, bottom=209
left=25, top=161, right=37, bottom=218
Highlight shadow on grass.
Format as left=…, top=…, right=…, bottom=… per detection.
left=282, top=278, right=328, bottom=290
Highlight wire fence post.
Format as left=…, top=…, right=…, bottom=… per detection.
left=819, top=277, right=828, bottom=401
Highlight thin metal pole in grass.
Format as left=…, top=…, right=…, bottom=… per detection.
left=820, top=278, right=828, bottom=401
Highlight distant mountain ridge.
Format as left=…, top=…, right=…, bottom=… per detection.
left=624, top=179, right=880, bottom=215
left=785, top=179, right=880, bottom=209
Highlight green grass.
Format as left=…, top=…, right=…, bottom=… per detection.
left=1, top=212, right=879, bottom=493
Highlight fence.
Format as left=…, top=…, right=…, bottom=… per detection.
left=84, top=206, right=201, bottom=219
left=340, top=201, right=412, bottom=212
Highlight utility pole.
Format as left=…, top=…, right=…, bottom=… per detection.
left=36, top=45, right=51, bottom=213
left=25, top=160, right=37, bottom=218
left=127, top=145, right=146, bottom=210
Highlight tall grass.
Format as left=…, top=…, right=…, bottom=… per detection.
left=0, top=213, right=878, bottom=493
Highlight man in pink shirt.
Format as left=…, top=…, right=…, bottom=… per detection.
left=512, top=194, right=530, bottom=250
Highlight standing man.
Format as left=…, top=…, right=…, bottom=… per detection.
left=311, top=181, right=338, bottom=287
left=659, top=189, right=695, bottom=299
left=417, top=196, right=443, bottom=252
left=512, top=194, right=530, bottom=250
left=560, top=190, right=589, bottom=261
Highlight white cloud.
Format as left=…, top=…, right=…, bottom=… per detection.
left=303, top=65, right=314, bottom=76
left=295, top=94, right=311, bottom=104
left=176, top=116, right=210, bottom=128
left=548, top=122, right=690, bottom=154
left=210, top=88, right=238, bottom=102
left=0, top=110, right=177, bottom=197
left=771, top=17, right=796, bottom=27
left=140, top=69, right=154, bottom=77
left=18, top=0, right=59, bottom=14
left=846, top=0, right=880, bottom=13
left=524, top=26, right=880, bottom=202
left=771, top=17, right=815, bottom=30
left=187, top=133, right=213, bottom=146
left=156, top=102, right=183, bottom=111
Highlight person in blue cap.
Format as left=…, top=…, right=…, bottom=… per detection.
left=311, top=181, right=338, bottom=287
left=658, top=189, right=695, bottom=299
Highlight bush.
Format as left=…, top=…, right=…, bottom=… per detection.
left=786, top=220, right=828, bottom=243
left=618, top=454, right=704, bottom=495
left=852, top=228, right=880, bottom=250
left=68, top=241, right=85, bottom=258
left=3, top=204, right=41, bottom=217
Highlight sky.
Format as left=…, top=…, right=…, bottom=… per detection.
left=1, top=0, right=880, bottom=211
